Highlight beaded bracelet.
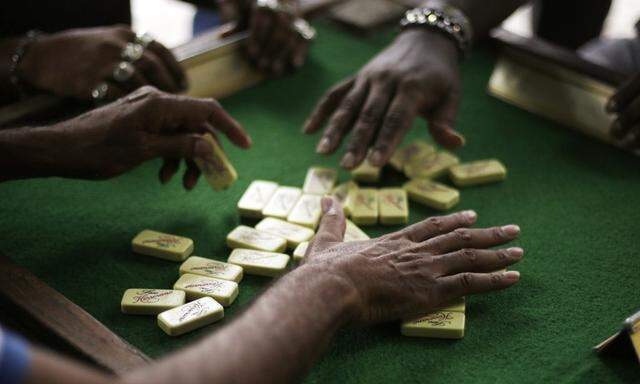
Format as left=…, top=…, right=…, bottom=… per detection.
left=8, top=30, right=41, bottom=99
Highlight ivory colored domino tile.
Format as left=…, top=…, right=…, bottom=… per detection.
left=262, top=186, right=302, bottom=219
left=404, top=151, right=459, bottom=179
left=401, top=311, right=465, bottom=339
left=226, top=225, right=287, bottom=253
left=403, top=179, right=460, bottom=211
left=287, top=194, right=323, bottom=229
left=157, top=297, right=224, bottom=336
left=344, top=220, right=370, bottom=242
left=255, top=217, right=314, bottom=249
left=330, top=181, right=358, bottom=216
left=121, top=289, right=186, bottom=315
left=438, top=297, right=465, bottom=313
left=378, top=188, right=409, bottom=225
left=195, top=133, right=238, bottom=191
left=237, top=180, right=279, bottom=218
left=389, top=141, right=436, bottom=172
left=292, top=241, right=309, bottom=262
left=449, top=159, right=507, bottom=187
left=351, top=188, right=378, bottom=226
left=179, top=256, right=243, bottom=283
left=132, top=230, right=194, bottom=262
left=173, top=273, right=239, bottom=306
left=351, top=158, right=381, bottom=183
left=303, top=167, right=338, bottom=195
left=228, top=249, right=290, bottom=277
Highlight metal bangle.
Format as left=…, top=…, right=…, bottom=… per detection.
left=8, top=30, right=42, bottom=99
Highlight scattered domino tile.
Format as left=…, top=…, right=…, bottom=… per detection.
left=255, top=217, right=314, bottom=249
left=389, top=140, right=436, bottom=172
left=287, top=194, right=323, bottom=229
left=438, top=297, right=465, bottom=313
left=403, top=151, right=459, bottom=179
left=228, top=249, right=290, bottom=277
left=292, top=241, right=309, bottom=262
left=403, top=179, right=460, bottom=211
left=132, top=229, right=194, bottom=262
left=226, top=225, right=287, bottom=253
left=157, top=297, right=224, bottom=336
left=330, top=181, right=358, bottom=216
left=121, top=289, right=186, bottom=315
left=179, top=256, right=243, bottom=283
left=173, top=273, right=239, bottom=306
left=449, top=159, right=507, bottom=187
left=351, top=157, right=381, bottom=183
left=262, top=186, right=302, bottom=219
left=237, top=180, right=279, bottom=218
left=194, top=133, right=238, bottom=191
left=344, top=219, right=370, bottom=242
left=303, top=167, right=338, bottom=195
left=378, top=188, right=409, bottom=225
left=401, top=311, right=465, bottom=339
left=351, top=188, right=378, bottom=225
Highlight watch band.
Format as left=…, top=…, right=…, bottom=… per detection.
left=400, top=5, right=473, bottom=58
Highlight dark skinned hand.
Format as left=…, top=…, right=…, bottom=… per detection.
left=304, top=198, right=523, bottom=325
left=221, top=0, right=310, bottom=76
left=19, top=25, right=187, bottom=101
left=304, top=28, right=465, bottom=170
left=608, top=72, right=640, bottom=151
left=36, top=86, right=251, bottom=189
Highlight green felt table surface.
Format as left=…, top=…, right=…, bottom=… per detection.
left=2, top=21, right=640, bottom=383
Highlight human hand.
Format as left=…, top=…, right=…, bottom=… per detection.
left=304, top=29, right=465, bottom=170
left=19, top=25, right=186, bottom=101
left=221, top=0, right=312, bottom=75
left=304, top=197, right=522, bottom=325
left=42, top=86, right=251, bottom=189
left=608, top=72, right=640, bottom=151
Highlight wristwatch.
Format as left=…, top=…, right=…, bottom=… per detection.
left=400, top=4, right=473, bottom=58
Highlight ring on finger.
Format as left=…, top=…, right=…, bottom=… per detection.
left=135, top=32, right=154, bottom=48
left=91, top=82, right=109, bottom=103
left=293, top=18, right=316, bottom=41
left=121, top=42, right=144, bottom=62
left=113, top=61, right=136, bottom=83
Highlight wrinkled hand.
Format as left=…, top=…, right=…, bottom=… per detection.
left=45, top=86, right=251, bottom=189
left=222, top=0, right=310, bottom=75
left=304, top=29, right=465, bottom=170
left=608, top=72, right=640, bottom=151
left=304, top=197, right=522, bottom=325
left=20, top=25, right=186, bottom=100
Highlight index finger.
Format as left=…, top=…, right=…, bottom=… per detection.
left=608, top=73, right=640, bottom=113
left=303, top=77, right=355, bottom=134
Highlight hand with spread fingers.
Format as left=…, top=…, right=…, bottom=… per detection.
left=304, top=197, right=522, bottom=325
left=304, top=28, right=465, bottom=170
left=221, top=0, right=315, bottom=76
left=17, top=25, right=187, bottom=103
left=608, top=72, right=640, bottom=152
left=0, top=86, right=252, bottom=188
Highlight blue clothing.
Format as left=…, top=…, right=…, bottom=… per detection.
left=0, top=327, right=31, bottom=384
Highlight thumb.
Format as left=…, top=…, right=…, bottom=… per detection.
left=313, top=197, right=346, bottom=249
left=219, top=22, right=242, bottom=38
left=426, top=90, right=465, bottom=149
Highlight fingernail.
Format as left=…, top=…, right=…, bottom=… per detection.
left=195, top=139, right=212, bottom=158
left=502, top=225, right=520, bottom=236
left=508, top=247, right=524, bottom=259
left=503, top=270, right=520, bottom=282
left=316, top=138, right=331, bottom=153
left=462, top=210, right=477, bottom=221
left=369, top=150, right=384, bottom=166
left=321, top=197, right=335, bottom=214
left=606, top=98, right=618, bottom=114
left=453, top=132, right=466, bottom=146
left=341, top=152, right=356, bottom=169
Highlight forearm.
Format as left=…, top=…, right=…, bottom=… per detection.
left=425, top=0, right=529, bottom=40
left=0, top=125, right=63, bottom=182
left=122, top=264, right=358, bottom=384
